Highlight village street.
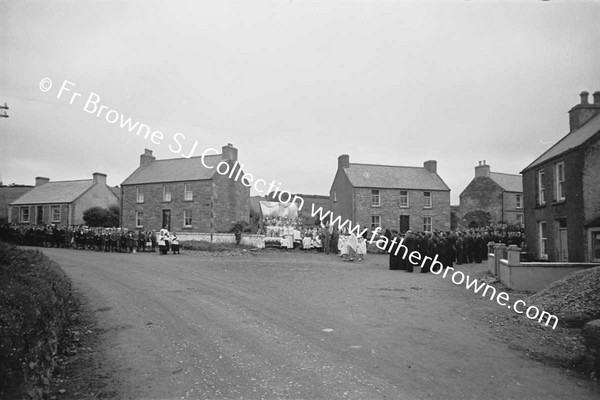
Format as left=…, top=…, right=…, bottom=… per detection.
left=40, top=248, right=598, bottom=400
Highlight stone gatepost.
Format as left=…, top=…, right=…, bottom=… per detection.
left=493, top=243, right=507, bottom=277
left=507, top=245, right=521, bottom=267
left=487, top=241, right=496, bottom=275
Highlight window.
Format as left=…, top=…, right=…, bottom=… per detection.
left=184, top=210, right=192, bottom=227
left=423, top=192, right=432, bottom=208
left=371, top=215, right=380, bottom=230
left=537, top=169, right=545, bottom=205
left=371, top=190, right=380, bottom=207
left=184, top=184, right=193, bottom=201
left=333, top=189, right=337, bottom=203
left=136, top=187, right=144, bottom=203
left=592, top=231, right=600, bottom=261
left=539, top=221, right=548, bottom=259
left=163, top=185, right=172, bottom=202
left=135, top=211, right=143, bottom=228
left=51, top=205, right=61, bottom=222
left=516, top=213, right=524, bottom=226
left=516, top=194, right=523, bottom=209
left=400, top=190, right=409, bottom=208
left=423, top=216, right=432, bottom=232
left=555, top=162, right=565, bottom=201
left=20, top=207, right=29, bottom=223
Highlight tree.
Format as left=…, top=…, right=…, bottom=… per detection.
left=82, top=205, right=120, bottom=227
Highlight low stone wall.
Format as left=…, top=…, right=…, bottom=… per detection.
left=498, top=260, right=599, bottom=291
left=175, top=232, right=265, bottom=248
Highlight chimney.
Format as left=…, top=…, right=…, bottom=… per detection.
left=221, top=143, right=238, bottom=163
left=35, top=177, right=49, bottom=186
left=424, top=160, right=437, bottom=174
left=92, top=172, right=107, bottom=186
left=568, top=90, right=600, bottom=132
left=475, top=160, right=491, bottom=178
left=140, top=149, right=155, bottom=167
left=338, top=154, right=350, bottom=169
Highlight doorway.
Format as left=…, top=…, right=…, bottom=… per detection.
left=399, top=215, right=410, bottom=233
left=36, top=206, right=44, bottom=225
left=162, top=209, right=171, bottom=231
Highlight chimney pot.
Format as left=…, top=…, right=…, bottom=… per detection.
left=594, top=91, right=600, bottom=105
left=221, top=144, right=238, bottom=163
left=580, top=91, right=590, bottom=105
left=338, top=154, right=350, bottom=169
left=140, top=149, right=156, bottom=167
left=35, top=177, right=50, bottom=186
left=424, top=160, right=437, bottom=174
left=92, top=172, right=107, bottom=185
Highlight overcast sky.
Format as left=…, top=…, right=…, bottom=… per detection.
left=2, top=0, right=600, bottom=204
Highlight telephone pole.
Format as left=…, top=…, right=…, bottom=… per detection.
left=0, top=102, right=8, bottom=118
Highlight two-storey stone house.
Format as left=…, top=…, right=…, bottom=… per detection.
left=459, top=161, right=523, bottom=228
left=120, top=144, right=250, bottom=232
left=329, top=154, right=451, bottom=233
left=521, top=91, right=600, bottom=262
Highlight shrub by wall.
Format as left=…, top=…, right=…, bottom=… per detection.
left=0, top=243, right=73, bottom=399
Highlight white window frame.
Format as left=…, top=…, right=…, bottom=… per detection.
left=555, top=161, right=565, bottom=201
left=539, top=221, right=548, bottom=259
left=423, top=192, right=432, bottom=209
left=163, top=185, right=172, bottom=202
left=589, top=228, right=600, bottom=262
left=51, top=205, right=61, bottom=222
left=136, top=187, right=144, bottom=203
left=184, top=210, right=192, bottom=227
left=371, top=215, right=380, bottom=230
left=537, top=169, right=545, bottom=205
left=516, top=213, right=524, bottom=226
left=184, top=184, right=193, bottom=201
left=371, top=190, right=380, bottom=207
left=135, top=211, right=143, bottom=228
left=400, top=190, right=409, bottom=208
left=20, top=207, right=30, bottom=223
left=516, top=194, right=523, bottom=209
left=423, top=216, right=432, bottom=232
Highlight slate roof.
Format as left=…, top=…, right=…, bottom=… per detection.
left=110, top=186, right=121, bottom=200
left=344, top=163, right=450, bottom=191
left=121, top=154, right=223, bottom=185
left=522, top=112, right=600, bottom=172
left=489, top=172, right=522, bottom=193
left=10, top=180, right=95, bottom=205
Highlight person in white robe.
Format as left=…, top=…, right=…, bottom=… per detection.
left=343, top=233, right=358, bottom=261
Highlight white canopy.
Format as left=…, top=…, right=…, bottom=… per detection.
left=259, top=201, right=299, bottom=219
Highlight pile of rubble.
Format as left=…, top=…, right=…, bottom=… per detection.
left=528, top=266, right=600, bottom=328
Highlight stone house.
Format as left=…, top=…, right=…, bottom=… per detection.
left=329, top=154, right=451, bottom=233
left=0, top=184, right=33, bottom=223
left=521, top=91, right=600, bottom=262
left=459, top=161, right=523, bottom=228
left=9, top=174, right=119, bottom=226
left=120, top=145, right=250, bottom=233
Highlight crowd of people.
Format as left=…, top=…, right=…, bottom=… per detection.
left=259, top=217, right=525, bottom=266
left=380, top=225, right=524, bottom=272
left=0, top=223, right=181, bottom=255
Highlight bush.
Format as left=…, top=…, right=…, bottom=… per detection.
left=82, top=205, right=119, bottom=227
left=0, top=243, right=73, bottom=399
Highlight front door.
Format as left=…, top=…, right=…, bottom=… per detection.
left=162, top=210, right=171, bottom=231
left=399, top=215, right=410, bottom=233
left=559, top=228, right=568, bottom=262
left=37, top=206, right=44, bottom=225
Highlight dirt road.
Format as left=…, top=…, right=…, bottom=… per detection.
left=40, top=248, right=598, bottom=399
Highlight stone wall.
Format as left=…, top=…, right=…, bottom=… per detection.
left=176, top=232, right=265, bottom=248
left=354, top=188, right=450, bottom=232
